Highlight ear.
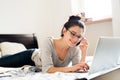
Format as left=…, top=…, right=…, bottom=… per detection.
left=62, top=27, right=67, bottom=34
left=61, top=27, right=67, bottom=37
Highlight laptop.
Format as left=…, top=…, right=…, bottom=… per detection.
left=75, top=36, right=120, bottom=79
left=88, top=36, right=120, bottom=75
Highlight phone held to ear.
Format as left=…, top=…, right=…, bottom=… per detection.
left=76, top=41, right=80, bottom=46
left=76, top=37, right=84, bottom=46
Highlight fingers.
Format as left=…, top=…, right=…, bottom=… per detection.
left=73, top=63, right=90, bottom=72
left=80, top=38, right=88, bottom=46
left=83, top=65, right=89, bottom=71
left=78, top=63, right=89, bottom=71
left=84, top=63, right=89, bottom=70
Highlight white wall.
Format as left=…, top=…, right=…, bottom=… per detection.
left=85, top=21, right=113, bottom=55
left=112, top=0, right=120, bottom=36
left=0, top=0, right=72, bottom=48
left=71, top=0, right=85, bottom=14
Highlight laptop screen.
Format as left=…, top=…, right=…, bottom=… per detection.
left=88, top=36, right=120, bottom=75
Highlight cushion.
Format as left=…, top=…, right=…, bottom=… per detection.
left=0, top=42, right=27, bottom=56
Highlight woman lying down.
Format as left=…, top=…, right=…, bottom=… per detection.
left=0, top=15, right=89, bottom=73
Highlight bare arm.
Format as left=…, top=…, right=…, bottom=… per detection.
left=80, top=50, right=87, bottom=63
left=47, top=63, right=85, bottom=73
left=78, top=38, right=89, bottom=71
left=47, top=66, right=72, bottom=73
left=79, top=38, right=88, bottom=63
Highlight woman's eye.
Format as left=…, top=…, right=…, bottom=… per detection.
left=71, top=32, right=76, bottom=36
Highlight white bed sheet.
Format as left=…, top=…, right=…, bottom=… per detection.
left=0, top=56, right=93, bottom=80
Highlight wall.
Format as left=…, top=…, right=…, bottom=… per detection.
left=112, top=0, right=120, bottom=36
left=71, top=0, right=85, bottom=14
left=85, top=20, right=113, bottom=55
left=0, top=0, right=72, bottom=48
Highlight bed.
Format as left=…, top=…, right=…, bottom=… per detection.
left=0, top=34, right=38, bottom=57
left=0, top=34, right=38, bottom=49
left=0, top=34, right=91, bottom=80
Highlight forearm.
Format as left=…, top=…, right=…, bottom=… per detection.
left=47, top=66, right=73, bottom=73
left=79, top=37, right=88, bottom=63
left=80, top=50, right=87, bottom=63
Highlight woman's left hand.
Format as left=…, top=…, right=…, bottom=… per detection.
left=79, top=38, right=88, bottom=52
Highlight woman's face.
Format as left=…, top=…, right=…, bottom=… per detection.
left=63, top=26, right=84, bottom=47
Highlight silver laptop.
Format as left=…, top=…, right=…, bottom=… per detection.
left=75, top=36, right=120, bottom=79
left=88, top=36, right=120, bottom=75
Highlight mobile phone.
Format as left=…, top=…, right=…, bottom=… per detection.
left=76, top=37, right=84, bottom=46
left=76, top=41, right=81, bottom=46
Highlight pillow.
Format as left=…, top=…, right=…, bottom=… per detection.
left=0, top=42, right=27, bottom=56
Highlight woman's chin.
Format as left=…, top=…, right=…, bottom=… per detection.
left=68, top=41, right=77, bottom=47
left=69, top=43, right=76, bottom=47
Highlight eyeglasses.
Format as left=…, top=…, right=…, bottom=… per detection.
left=68, top=30, right=83, bottom=39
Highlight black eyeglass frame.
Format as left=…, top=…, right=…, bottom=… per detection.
left=68, top=30, right=83, bottom=39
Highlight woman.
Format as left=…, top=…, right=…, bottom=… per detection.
left=0, top=15, right=89, bottom=73
left=41, top=15, right=89, bottom=73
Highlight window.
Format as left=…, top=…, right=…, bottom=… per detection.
left=84, top=0, right=112, bottom=20
left=71, top=0, right=112, bottom=21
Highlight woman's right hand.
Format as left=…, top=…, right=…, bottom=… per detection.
left=70, top=63, right=89, bottom=72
